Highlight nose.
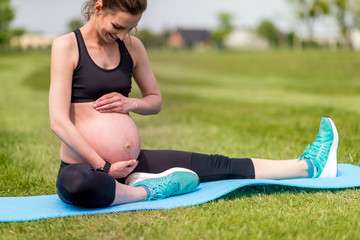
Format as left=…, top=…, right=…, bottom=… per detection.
left=117, top=32, right=127, bottom=41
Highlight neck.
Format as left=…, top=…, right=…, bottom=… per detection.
left=80, top=18, right=108, bottom=47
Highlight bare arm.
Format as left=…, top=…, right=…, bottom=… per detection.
left=130, top=36, right=162, bottom=115
left=49, top=34, right=105, bottom=170
left=93, top=36, right=162, bottom=115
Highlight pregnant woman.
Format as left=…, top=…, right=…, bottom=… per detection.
left=49, top=0, right=339, bottom=208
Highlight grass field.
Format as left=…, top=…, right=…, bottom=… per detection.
left=0, top=49, right=360, bottom=239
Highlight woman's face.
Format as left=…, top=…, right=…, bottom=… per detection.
left=96, top=8, right=141, bottom=42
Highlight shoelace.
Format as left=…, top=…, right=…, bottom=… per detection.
left=300, top=135, right=331, bottom=171
left=300, top=133, right=322, bottom=159
left=147, top=175, right=180, bottom=200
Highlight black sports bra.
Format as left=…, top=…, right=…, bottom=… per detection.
left=71, top=29, right=133, bottom=103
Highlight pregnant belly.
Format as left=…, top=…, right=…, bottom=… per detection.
left=61, top=110, right=141, bottom=164
left=79, top=113, right=141, bottom=162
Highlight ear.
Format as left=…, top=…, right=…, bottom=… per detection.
left=94, top=1, right=103, bottom=14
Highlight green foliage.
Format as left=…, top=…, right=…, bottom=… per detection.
left=287, top=0, right=331, bottom=39
left=295, top=0, right=330, bottom=18
left=0, top=0, right=15, bottom=45
left=333, top=0, right=348, bottom=35
left=211, top=12, right=234, bottom=48
left=351, top=0, right=360, bottom=27
left=287, top=0, right=360, bottom=48
left=68, top=18, right=84, bottom=32
left=332, top=0, right=354, bottom=48
left=133, top=29, right=167, bottom=48
left=1, top=50, right=360, bottom=238
left=256, top=20, right=281, bottom=47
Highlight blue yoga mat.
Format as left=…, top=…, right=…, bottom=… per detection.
left=1, top=164, right=359, bottom=222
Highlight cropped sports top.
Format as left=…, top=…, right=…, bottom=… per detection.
left=71, top=29, right=133, bottom=103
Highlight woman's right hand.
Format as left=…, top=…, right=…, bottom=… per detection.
left=108, top=159, right=138, bottom=178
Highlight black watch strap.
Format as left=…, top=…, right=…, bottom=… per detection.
left=96, top=160, right=111, bottom=173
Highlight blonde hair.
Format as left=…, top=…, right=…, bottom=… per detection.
left=82, top=0, right=147, bottom=21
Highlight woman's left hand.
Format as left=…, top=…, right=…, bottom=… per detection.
left=94, top=92, right=137, bottom=114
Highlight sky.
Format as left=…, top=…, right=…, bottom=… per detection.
left=10, top=0, right=338, bottom=37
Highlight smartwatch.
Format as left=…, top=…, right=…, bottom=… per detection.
left=96, top=160, right=111, bottom=173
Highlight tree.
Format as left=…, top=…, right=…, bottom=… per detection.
left=287, top=0, right=331, bottom=42
left=332, top=0, right=360, bottom=48
left=133, top=29, right=157, bottom=48
left=351, top=0, right=360, bottom=28
left=0, top=0, right=15, bottom=46
left=68, top=19, right=84, bottom=32
left=211, top=12, right=234, bottom=49
left=331, top=0, right=350, bottom=48
left=256, top=20, right=281, bottom=47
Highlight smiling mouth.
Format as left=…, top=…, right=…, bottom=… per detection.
left=109, top=33, right=117, bottom=40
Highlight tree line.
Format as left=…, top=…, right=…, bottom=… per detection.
left=2, top=0, right=360, bottom=50
left=133, top=0, right=360, bottom=50
left=287, top=0, right=360, bottom=48
left=0, top=0, right=25, bottom=50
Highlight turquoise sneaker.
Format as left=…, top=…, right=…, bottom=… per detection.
left=125, top=168, right=200, bottom=200
left=299, top=116, right=339, bottom=178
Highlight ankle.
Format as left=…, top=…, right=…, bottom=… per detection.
left=301, top=158, right=317, bottom=178
left=136, top=186, right=149, bottom=200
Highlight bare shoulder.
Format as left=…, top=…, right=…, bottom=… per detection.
left=51, top=32, right=78, bottom=68
left=124, top=35, right=148, bottom=68
left=52, top=33, right=77, bottom=52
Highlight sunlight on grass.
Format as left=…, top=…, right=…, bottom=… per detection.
left=0, top=50, right=359, bottom=239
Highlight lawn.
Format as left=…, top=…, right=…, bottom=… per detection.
left=0, top=49, right=359, bottom=239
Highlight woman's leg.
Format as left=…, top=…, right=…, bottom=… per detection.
left=252, top=158, right=308, bottom=179
left=253, top=116, right=339, bottom=179
left=56, top=162, right=146, bottom=207
left=132, top=150, right=255, bottom=182
left=132, top=150, right=309, bottom=181
left=111, top=182, right=147, bottom=206
left=57, top=161, right=198, bottom=207
left=129, top=116, right=338, bottom=182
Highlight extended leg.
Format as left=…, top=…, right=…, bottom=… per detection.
left=126, top=116, right=338, bottom=185
left=252, top=158, right=308, bottom=179
left=132, top=150, right=255, bottom=182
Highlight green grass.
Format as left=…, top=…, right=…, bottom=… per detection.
left=0, top=49, right=359, bottom=239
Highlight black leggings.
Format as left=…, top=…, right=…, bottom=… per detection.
left=56, top=149, right=254, bottom=208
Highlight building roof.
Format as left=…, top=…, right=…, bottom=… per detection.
left=178, top=29, right=210, bottom=44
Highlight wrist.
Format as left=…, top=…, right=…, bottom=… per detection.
left=96, top=160, right=111, bottom=173
left=129, top=98, right=139, bottom=112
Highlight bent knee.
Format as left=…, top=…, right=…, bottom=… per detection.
left=56, top=163, right=116, bottom=208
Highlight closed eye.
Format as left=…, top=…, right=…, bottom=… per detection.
left=112, top=23, right=125, bottom=30
left=112, top=23, right=136, bottom=33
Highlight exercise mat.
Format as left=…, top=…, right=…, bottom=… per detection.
left=1, top=164, right=359, bottom=222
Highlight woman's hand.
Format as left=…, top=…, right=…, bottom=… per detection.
left=94, top=92, right=137, bottom=114
left=108, top=159, right=138, bottom=178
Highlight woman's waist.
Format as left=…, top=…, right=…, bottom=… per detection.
left=70, top=102, right=138, bottom=130
left=70, top=101, right=132, bottom=121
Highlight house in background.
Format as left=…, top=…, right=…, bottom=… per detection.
left=167, top=29, right=210, bottom=49
left=11, top=33, right=55, bottom=50
left=223, top=28, right=269, bottom=50
left=350, top=29, right=360, bottom=51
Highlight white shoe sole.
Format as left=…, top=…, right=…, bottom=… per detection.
left=125, top=167, right=199, bottom=186
left=319, top=117, right=338, bottom=178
